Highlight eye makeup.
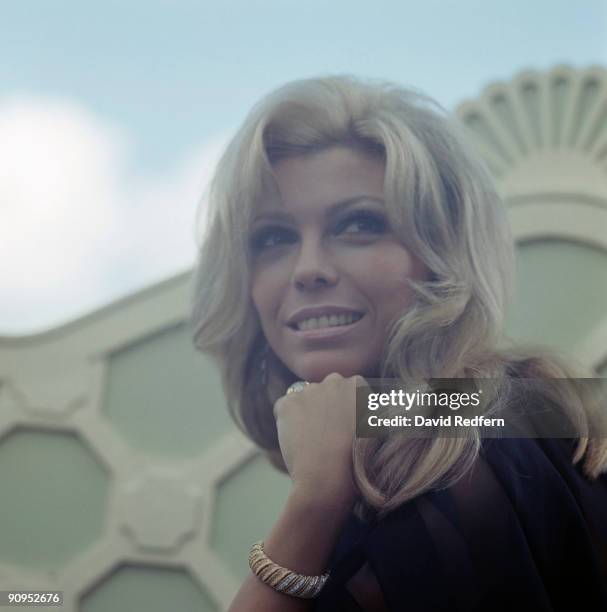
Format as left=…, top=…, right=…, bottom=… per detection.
left=249, top=207, right=388, bottom=254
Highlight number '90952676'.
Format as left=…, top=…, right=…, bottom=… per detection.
left=1, top=591, right=63, bottom=606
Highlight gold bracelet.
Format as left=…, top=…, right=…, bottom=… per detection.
left=248, top=541, right=330, bottom=599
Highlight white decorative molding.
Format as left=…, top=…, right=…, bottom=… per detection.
left=507, top=201, right=607, bottom=249
left=118, top=468, right=204, bottom=552
left=456, top=65, right=607, bottom=200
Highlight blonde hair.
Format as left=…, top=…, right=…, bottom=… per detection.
left=191, top=75, right=607, bottom=520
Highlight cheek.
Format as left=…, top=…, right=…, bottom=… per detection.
left=350, top=247, right=424, bottom=325
left=250, top=267, right=285, bottom=326
left=351, top=245, right=420, bottom=292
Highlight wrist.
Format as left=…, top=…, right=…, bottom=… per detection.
left=290, top=479, right=358, bottom=512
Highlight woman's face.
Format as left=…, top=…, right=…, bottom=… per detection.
left=249, top=146, right=427, bottom=382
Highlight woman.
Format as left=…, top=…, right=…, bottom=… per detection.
left=191, top=75, right=607, bottom=611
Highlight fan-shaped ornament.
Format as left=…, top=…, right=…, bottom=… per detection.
left=455, top=65, right=607, bottom=206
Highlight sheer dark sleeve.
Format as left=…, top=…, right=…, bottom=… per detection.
left=345, top=438, right=607, bottom=612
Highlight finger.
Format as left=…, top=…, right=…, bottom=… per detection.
left=353, top=374, right=369, bottom=388
left=273, top=396, right=286, bottom=421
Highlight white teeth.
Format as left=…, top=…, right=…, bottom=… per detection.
left=295, top=313, right=362, bottom=331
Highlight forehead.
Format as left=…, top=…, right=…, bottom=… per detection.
left=254, top=147, right=385, bottom=218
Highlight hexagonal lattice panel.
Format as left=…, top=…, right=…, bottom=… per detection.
left=102, top=324, right=233, bottom=457
left=0, top=427, right=109, bottom=570
left=79, top=563, right=217, bottom=612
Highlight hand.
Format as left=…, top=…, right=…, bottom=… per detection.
left=273, top=372, right=366, bottom=503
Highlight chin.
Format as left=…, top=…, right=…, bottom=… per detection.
left=293, top=356, right=369, bottom=382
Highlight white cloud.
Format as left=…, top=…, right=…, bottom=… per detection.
left=0, top=94, right=226, bottom=335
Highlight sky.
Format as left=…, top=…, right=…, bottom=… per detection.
left=1, top=0, right=606, bottom=335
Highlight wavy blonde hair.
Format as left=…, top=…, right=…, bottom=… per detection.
left=191, top=75, right=607, bottom=520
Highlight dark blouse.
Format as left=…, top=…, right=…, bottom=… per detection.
left=314, top=438, right=607, bottom=611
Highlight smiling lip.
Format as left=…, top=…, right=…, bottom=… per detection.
left=286, top=306, right=364, bottom=327
left=289, top=314, right=365, bottom=340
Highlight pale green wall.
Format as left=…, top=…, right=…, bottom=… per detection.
left=103, top=323, right=234, bottom=456
left=211, top=455, right=291, bottom=579
left=504, top=239, right=607, bottom=352
left=80, top=566, right=217, bottom=612
left=0, top=430, right=108, bottom=569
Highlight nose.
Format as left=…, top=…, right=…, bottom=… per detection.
left=292, top=235, right=338, bottom=291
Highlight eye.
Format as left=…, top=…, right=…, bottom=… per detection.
left=249, top=226, right=296, bottom=252
left=335, top=211, right=387, bottom=235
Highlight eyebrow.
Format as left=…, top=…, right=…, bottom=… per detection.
left=252, top=196, right=385, bottom=224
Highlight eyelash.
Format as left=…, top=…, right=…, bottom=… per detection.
left=249, top=211, right=387, bottom=253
